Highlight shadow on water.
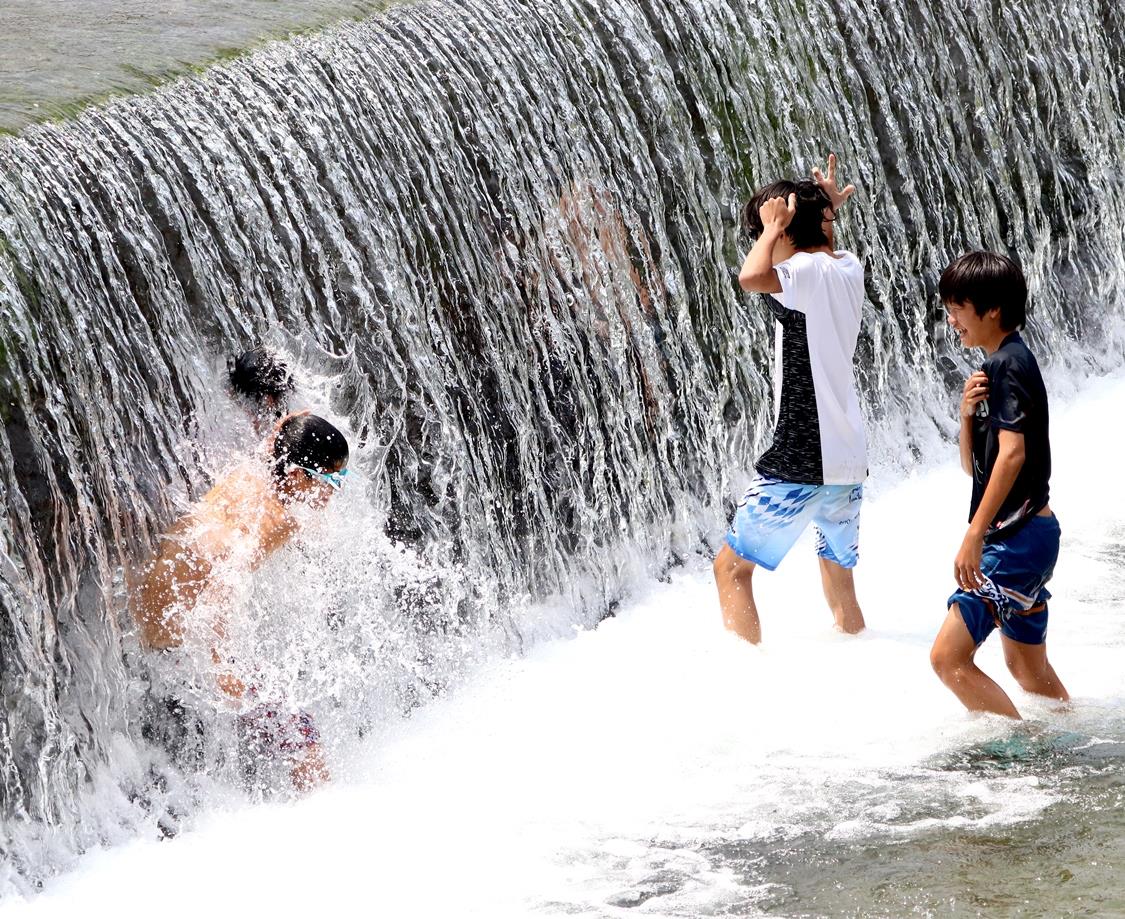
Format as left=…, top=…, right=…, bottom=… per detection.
left=574, top=719, right=1125, bottom=916
left=680, top=724, right=1125, bottom=917
left=930, top=724, right=1125, bottom=776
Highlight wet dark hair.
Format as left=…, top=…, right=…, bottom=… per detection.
left=939, top=251, right=1028, bottom=331
left=272, top=414, right=349, bottom=482
left=228, top=347, right=293, bottom=406
left=742, top=179, right=832, bottom=250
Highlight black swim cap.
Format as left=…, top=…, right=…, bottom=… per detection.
left=272, top=414, right=349, bottom=481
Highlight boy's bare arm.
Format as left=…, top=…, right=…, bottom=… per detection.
left=959, top=417, right=974, bottom=477
left=257, top=509, right=299, bottom=562
left=968, top=429, right=1025, bottom=535
left=958, top=371, right=989, bottom=476
left=208, top=504, right=297, bottom=698
left=954, top=429, right=1026, bottom=589
left=738, top=194, right=795, bottom=293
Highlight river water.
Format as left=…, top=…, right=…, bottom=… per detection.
left=0, top=0, right=1123, bottom=913
left=6, top=372, right=1124, bottom=917
left=0, top=1, right=386, bottom=133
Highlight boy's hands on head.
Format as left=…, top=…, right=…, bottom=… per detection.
left=812, top=153, right=855, bottom=211
left=738, top=195, right=791, bottom=293
left=960, top=371, right=989, bottom=418
left=759, top=193, right=796, bottom=234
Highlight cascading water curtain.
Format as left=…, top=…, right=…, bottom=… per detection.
left=0, top=0, right=1123, bottom=894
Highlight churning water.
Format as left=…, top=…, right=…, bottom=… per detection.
left=0, top=0, right=1123, bottom=912
left=6, top=373, right=1125, bottom=917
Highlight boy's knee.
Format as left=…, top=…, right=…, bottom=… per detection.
left=713, top=545, right=753, bottom=584
left=930, top=643, right=967, bottom=681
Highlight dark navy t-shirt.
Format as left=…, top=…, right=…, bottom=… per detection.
left=970, top=332, right=1051, bottom=542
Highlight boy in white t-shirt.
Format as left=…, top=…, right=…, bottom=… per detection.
left=714, top=156, right=868, bottom=644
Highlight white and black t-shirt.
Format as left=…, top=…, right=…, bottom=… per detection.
left=755, top=250, right=867, bottom=486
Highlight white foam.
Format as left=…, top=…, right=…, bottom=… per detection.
left=5, top=373, right=1124, bottom=919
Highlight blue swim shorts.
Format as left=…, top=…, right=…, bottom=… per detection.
left=725, top=475, right=863, bottom=571
left=948, top=514, right=1061, bottom=646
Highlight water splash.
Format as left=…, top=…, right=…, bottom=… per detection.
left=0, top=0, right=1123, bottom=894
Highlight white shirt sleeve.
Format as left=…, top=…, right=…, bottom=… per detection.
left=774, top=254, right=815, bottom=314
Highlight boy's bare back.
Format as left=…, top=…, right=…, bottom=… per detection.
left=132, top=464, right=297, bottom=650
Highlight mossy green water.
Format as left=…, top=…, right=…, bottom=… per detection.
left=0, top=0, right=402, bottom=135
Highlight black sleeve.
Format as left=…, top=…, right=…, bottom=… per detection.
left=763, top=294, right=789, bottom=323
left=987, top=358, right=1032, bottom=433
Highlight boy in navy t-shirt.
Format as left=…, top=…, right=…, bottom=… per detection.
left=929, top=252, right=1069, bottom=718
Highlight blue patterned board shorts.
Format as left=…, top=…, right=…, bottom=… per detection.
left=948, top=514, right=1060, bottom=646
left=726, top=474, right=864, bottom=571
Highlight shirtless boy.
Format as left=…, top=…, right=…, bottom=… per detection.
left=132, top=413, right=349, bottom=790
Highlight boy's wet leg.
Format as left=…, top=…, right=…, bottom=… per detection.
left=714, top=544, right=762, bottom=644
left=930, top=606, right=1021, bottom=718
left=1001, top=634, right=1070, bottom=702
left=818, top=557, right=865, bottom=635
left=290, top=742, right=330, bottom=793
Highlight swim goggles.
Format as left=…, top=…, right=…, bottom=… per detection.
left=295, top=465, right=349, bottom=490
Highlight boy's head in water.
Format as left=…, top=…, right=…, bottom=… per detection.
left=229, top=348, right=294, bottom=430
left=743, top=178, right=835, bottom=254
left=271, top=414, right=349, bottom=506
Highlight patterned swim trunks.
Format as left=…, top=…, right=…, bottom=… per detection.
left=948, top=514, right=1060, bottom=646
left=239, top=700, right=320, bottom=755
left=726, top=474, right=864, bottom=571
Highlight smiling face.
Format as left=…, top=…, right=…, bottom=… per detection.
left=945, top=298, right=1003, bottom=349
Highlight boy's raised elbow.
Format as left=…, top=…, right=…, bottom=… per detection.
left=738, top=270, right=776, bottom=293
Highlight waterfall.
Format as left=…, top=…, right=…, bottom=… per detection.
left=0, top=0, right=1123, bottom=893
